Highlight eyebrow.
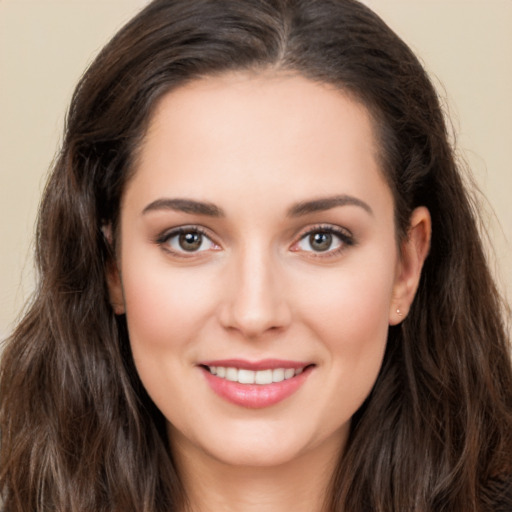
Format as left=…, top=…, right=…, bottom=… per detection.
left=142, top=198, right=225, bottom=217
left=141, top=194, right=372, bottom=218
left=287, top=195, right=373, bottom=217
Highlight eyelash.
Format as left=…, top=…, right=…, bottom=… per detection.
left=292, top=224, right=355, bottom=258
left=156, top=226, right=219, bottom=257
left=155, top=224, right=355, bottom=258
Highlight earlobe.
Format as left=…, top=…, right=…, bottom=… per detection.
left=106, top=264, right=126, bottom=315
left=102, top=224, right=126, bottom=315
left=389, top=206, right=431, bottom=325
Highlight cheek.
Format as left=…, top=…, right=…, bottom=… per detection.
left=300, top=257, right=396, bottom=343
left=120, top=254, right=218, bottom=354
left=311, top=277, right=390, bottom=380
left=296, top=249, right=397, bottom=399
left=119, top=256, right=222, bottom=420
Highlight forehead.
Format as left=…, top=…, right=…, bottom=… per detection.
left=125, top=71, right=391, bottom=217
left=143, top=71, right=377, bottom=157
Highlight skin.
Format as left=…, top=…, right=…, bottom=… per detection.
left=108, top=72, right=431, bottom=512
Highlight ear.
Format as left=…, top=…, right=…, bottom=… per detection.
left=389, top=206, right=431, bottom=325
left=102, top=224, right=126, bottom=315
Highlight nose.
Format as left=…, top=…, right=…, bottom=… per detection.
left=218, top=244, right=292, bottom=338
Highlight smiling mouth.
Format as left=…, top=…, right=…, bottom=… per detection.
left=199, top=361, right=315, bottom=408
left=202, top=365, right=309, bottom=385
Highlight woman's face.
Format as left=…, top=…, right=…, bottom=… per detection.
left=109, top=72, right=428, bottom=468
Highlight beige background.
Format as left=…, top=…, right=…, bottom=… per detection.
left=1, top=0, right=511, bottom=340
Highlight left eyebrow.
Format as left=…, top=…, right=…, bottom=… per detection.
left=287, top=194, right=374, bottom=217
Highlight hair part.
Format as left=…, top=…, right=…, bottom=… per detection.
left=1, top=1, right=511, bottom=510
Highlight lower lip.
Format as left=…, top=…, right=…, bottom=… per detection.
left=201, top=366, right=312, bottom=409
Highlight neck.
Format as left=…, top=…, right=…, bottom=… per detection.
left=170, top=430, right=345, bottom=512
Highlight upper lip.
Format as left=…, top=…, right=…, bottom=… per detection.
left=199, top=359, right=312, bottom=371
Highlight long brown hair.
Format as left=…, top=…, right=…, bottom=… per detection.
left=1, top=1, right=511, bottom=510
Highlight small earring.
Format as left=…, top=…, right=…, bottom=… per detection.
left=396, top=308, right=403, bottom=317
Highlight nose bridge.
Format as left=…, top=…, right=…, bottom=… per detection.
left=220, top=239, right=290, bottom=337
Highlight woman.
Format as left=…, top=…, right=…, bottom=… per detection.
left=1, top=0, right=511, bottom=510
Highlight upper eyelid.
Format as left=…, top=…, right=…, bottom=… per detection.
left=156, top=225, right=219, bottom=248
left=154, top=223, right=353, bottom=249
left=295, top=224, right=353, bottom=240
left=291, top=224, right=355, bottom=255
left=157, top=224, right=213, bottom=239
left=155, top=226, right=221, bottom=259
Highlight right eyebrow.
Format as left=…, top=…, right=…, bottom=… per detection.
left=141, top=198, right=225, bottom=217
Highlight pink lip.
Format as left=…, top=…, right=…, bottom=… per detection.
left=200, top=358, right=308, bottom=371
left=199, top=359, right=314, bottom=409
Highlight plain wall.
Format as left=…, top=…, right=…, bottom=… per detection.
left=1, top=0, right=511, bottom=339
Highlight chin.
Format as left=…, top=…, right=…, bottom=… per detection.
left=207, top=440, right=308, bottom=469
left=174, top=416, right=346, bottom=471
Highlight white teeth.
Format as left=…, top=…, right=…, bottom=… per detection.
left=207, top=365, right=306, bottom=384
left=255, top=369, right=273, bottom=385
left=284, top=368, right=295, bottom=380
left=272, top=368, right=285, bottom=383
left=238, top=369, right=255, bottom=384
left=225, top=367, right=238, bottom=382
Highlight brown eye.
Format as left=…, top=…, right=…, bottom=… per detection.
left=179, top=232, right=203, bottom=252
left=293, top=226, right=353, bottom=256
left=159, top=228, right=218, bottom=255
left=308, top=232, right=333, bottom=252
